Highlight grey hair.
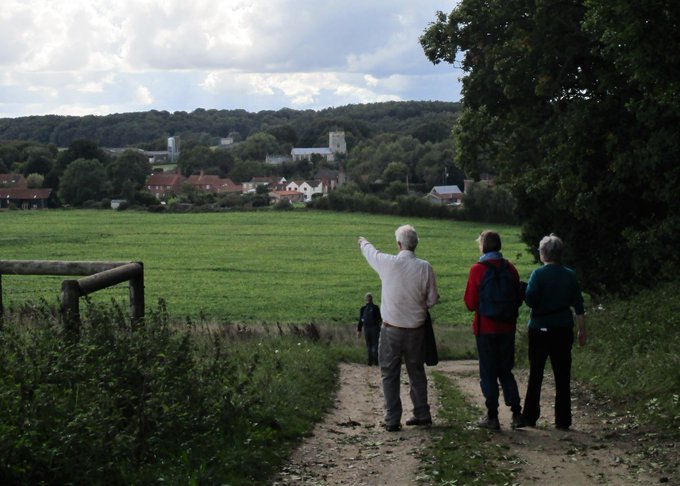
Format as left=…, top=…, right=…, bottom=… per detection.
left=395, top=224, right=419, bottom=251
left=539, top=234, right=563, bottom=263
left=364, top=292, right=373, bottom=301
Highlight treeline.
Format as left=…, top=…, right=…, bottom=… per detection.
left=421, top=0, right=680, bottom=294
left=0, top=101, right=461, bottom=149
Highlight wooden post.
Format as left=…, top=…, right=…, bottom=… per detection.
left=0, top=260, right=145, bottom=332
left=0, top=273, right=4, bottom=328
left=60, top=280, right=81, bottom=338
left=129, top=262, right=145, bottom=323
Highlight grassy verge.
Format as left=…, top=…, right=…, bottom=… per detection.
left=0, top=301, right=339, bottom=484
left=573, top=279, right=680, bottom=433
left=418, top=372, right=519, bottom=485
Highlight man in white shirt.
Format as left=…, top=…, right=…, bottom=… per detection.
left=358, top=225, right=439, bottom=431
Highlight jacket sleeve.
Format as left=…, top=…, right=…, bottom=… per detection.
left=524, top=270, right=541, bottom=308
left=464, top=264, right=481, bottom=311
left=357, top=305, right=364, bottom=332
left=425, top=264, right=439, bottom=309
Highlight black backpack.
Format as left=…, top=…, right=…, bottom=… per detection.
left=478, top=260, right=520, bottom=321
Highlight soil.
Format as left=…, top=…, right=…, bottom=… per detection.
left=272, top=360, right=678, bottom=485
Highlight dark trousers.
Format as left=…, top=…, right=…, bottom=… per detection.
left=475, top=333, right=522, bottom=417
left=523, top=327, right=574, bottom=428
left=364, top=326, right=380, bottom=365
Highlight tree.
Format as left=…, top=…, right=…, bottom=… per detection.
left=23, top=155, right=54, bottom=176
left=58, top=158, right=108, bottom=206
left=420, top=1, right=680, bottom=293
left=382, top=161, right=409, bottom=184
left=26, top=173, right=44, bottom=188
left=57, top=140, right=109, bottom=170
left=177, top=145, right=213, bottom=176
left=107, top=149, right=150, bottom=196
left=235, top=132, right=282, bottom=161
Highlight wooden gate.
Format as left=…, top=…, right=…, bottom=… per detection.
left=0, top=260, right=144, bottom=335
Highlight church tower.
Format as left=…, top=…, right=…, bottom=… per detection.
left=329, top=131, right=346, bottom=154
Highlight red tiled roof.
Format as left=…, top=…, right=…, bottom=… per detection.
left=147, top=173, right=183, bottom=186
left=0, top=188, right=52, bottom=199
left=0, top=174, right=28, bottom=188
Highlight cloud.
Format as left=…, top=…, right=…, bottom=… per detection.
left=0, top=0, right=462, bottom=118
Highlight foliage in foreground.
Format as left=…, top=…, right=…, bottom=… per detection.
left=419, top=373, right=517, bottom=485
left=0, top=301, right=338, bottom=485
left=573, top=279, right=680, bottom=432
left=421, top=1, right=680, bottom=295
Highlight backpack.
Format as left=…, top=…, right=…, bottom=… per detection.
left=478, top=260, right=520, bottom=321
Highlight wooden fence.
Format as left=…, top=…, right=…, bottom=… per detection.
left=0, top=260, right=144, bottom=335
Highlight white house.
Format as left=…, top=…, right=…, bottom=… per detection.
left=285, top=180, right=303, bottom=192
left=297, top=180, right=327, bottom=202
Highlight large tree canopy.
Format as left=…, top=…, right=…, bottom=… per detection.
left=421, top=0, right=680, bottom=294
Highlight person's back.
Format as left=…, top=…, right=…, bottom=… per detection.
left=525, top=263, right=583, bottom=329
left=357, top=224, right=438, bottom=431
left=464, top=230, right=526, bottom=430
left=360, top=239, right=437, bottom=328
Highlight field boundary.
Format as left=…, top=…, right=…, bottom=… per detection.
left=0, top=259, right=144, bottom=333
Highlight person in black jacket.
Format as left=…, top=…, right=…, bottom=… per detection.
left=357, top=292, right=382, bottom=365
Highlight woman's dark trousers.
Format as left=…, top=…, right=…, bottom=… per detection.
left=523, top=327, right=574, bottom=428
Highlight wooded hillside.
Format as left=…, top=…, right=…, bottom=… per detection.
left=0, top=101, right=461, bottom=149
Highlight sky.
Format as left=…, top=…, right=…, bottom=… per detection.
left=0, top=0, right=463, bottom=119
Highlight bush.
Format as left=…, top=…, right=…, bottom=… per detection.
left=273, top=198, right=293, bottom=210
left=308, top=188, right=458, bottom=220
left=459, top=183, right=518, bottom=224
left=0, top=301, right=338, bottom=484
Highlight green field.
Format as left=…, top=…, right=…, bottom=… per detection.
left=0, top=209, right=536, bottom=326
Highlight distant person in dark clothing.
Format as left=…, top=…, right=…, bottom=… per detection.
left=357, top=292, right=382, bottom=366
left=521, top=234, right=586, bottom=431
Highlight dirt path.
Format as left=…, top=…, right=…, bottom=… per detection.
left=272, top=360, right=675, bottom=485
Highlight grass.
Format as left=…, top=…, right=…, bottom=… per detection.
left=573, top=279, right=680, bottom=432
left=0, top=209, right=535, bottom=327
left=418, top=372, right=519, bottom=485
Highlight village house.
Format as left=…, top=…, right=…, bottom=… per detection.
left=0, top=174, right=28, bottom=188
left=186, top=171, right=242, bottom=193
left=269, top=189, right=304, bottom=204
left=0, top=173, right=53, bottom=209
left=0, top=187, right=53, bottom=209
left=425, top=185, right=463, bottom=206
left=146, top=172, right=185, bottom=200
left=242, top=176, right=286, bottom=193
left=299, top=180, right=326, bottom=201
left=315, top=168, right=345, bottom=191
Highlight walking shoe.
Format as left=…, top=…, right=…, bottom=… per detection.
left=405, top=416, right=432, bottom=426
left=511, top=413, right=528, bottom=429
left=477, top=415, right=500, bottom=430
left=384, top=423, right=401, bottom=432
